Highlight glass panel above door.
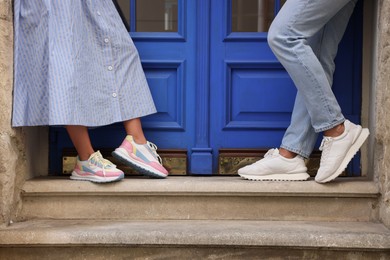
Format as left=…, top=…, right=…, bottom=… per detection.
left=115, top=0, right=178, bottom=32
left=136, top=0, right=178, bottom=32
left=231, top=0, right=275, bottom=32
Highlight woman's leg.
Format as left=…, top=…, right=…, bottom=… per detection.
left=66, top=125, right=124, bottom=183
left=66, top=125, right=94, bottom=161
left=123, top=118, right=147, bottom=144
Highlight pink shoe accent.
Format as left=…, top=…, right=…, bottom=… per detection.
left=120, top=138, right=133, bottom=153
left=74, top=163, right=82, bottom=171
left=149, top=161, right=168, bottom=175
left=125, top=151, right=167, bottom=175
left=74, top=168, right=85, bottom=175
left=112, top=135, right=169, bottom=178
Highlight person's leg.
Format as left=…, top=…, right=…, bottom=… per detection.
left=269, top=0, right=369, bottom=183
left=238, top=0, right=369, bottom=182
left=66, top=125, right=124, bottom=183
left=66, top=125, right=94, bottom=161
left=267, top=0, right=357, bottom=135
left=111, top=118, right=169, bottom=178
left=279, top=0, right=358, bottom=159
left=123, top=118, right=147, bottom=144
left=279, top=93, right=317, bottom=159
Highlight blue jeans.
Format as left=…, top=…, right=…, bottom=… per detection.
left=267, top=0, right=358, bottom=158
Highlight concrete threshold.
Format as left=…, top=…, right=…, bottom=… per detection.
left=22, top=176, right=379, bottom=198
left=19, top=177, right=380, bottom=222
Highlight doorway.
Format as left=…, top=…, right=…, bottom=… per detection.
left=50, top=0, right=364, bottom=176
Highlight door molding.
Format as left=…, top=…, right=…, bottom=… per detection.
left=190, top=0, right=213, bottom=174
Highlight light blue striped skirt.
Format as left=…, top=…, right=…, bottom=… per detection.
left=12, top=0, right=156, bottom=127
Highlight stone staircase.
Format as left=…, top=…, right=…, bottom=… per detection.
left=0, top=176, right=389, bottom=259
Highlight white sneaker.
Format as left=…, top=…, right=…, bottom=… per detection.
left=70, top=151, right=124, bottom=183
left=238, top=149, right=310, bottom=181
left=315, top=120, right=369, bottom=183
left=112, top=135, right=168, bottom=179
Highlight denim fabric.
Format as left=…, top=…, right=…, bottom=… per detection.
left=267, top=0, right=358, bottom=158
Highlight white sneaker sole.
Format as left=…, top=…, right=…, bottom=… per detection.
left=315, top=128, right=370, bottom=183
left=70, top=171, right=124, bottom=183
left=239, top=172, right=310, bottom=181
left=112, top=148, right=167, bottom=179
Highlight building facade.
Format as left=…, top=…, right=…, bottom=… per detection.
left=1, top=0, right=390, bottom=231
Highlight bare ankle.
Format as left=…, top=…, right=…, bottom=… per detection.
left=132, top=136, right=147, bottom=145
left=79, top=151, right=93, bottom=161
left=279, top=148, right=298, bottom=159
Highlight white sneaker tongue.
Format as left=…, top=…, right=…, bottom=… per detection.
left=265, top=148, right=279, bottom=158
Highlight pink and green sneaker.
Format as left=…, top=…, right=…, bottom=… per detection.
left=112, top=135, right=168, bottom=178
left=70, top=151, right=124, bottom=183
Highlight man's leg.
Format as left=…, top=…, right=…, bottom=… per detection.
left=238, top=0, right=365, bottom=181
left=268, top=0, right=357, bottom=135
left=279, top=0, right=358, bottom=158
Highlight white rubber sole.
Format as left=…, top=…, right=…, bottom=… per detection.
left=70, top=171, right=124, bottom=183
left=112, top=148, right=167, bottom=179
left=239, top=172, right=310, bottom=181
left=315, top=128, right=370, bottom=183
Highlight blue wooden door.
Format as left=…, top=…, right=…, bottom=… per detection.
left=49, top=0, right=198, bottom=175
left=208, top=0, right=363, bottom=174
left=50, top=0, right=363, bottom=176
left=121, top=0, right=197, bottom=150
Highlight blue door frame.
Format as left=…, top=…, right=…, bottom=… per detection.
left=49, top=0, right=363, bottom=175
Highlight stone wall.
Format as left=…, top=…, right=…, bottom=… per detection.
left=0, top=0, right=26, bottom=227
left=376, top=0, right=390, bottom=228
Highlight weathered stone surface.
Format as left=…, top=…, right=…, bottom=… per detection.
left=0, top=1, right=13, bottom=132
left=0, top=0, right=25, bottom=227
left=376, top=0, right=390, bottom=228
left=18, top=177, right=380, bottom=222
left=0, top=219, right=389, bottom=259
left=1, top=247, right=389, bottom=260
left=0, top=0, right=12, bottom=22
left=1, top=219, right=390, bottom=248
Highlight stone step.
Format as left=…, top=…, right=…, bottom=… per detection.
left=19, top=177, right=379, bottom=222
left=0, top=219, right=389, bottom=259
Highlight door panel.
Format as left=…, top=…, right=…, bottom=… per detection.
left=129, top=0, right=196, bottom=151
left=50, top=0, right=196, bottom=175
left=210, top=0, right=294, bottom=154
left=210, top=0, right=363, bottom=174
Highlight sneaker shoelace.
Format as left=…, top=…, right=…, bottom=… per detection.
left=89, top=151, right=116, bottom=176
left=264, top=148, right=279, bottom=158
left=250, top=149, right=278, bottom=166
left=146, top=141, right=163, bottom=165
left=319, top=136, right=333, bottom=163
